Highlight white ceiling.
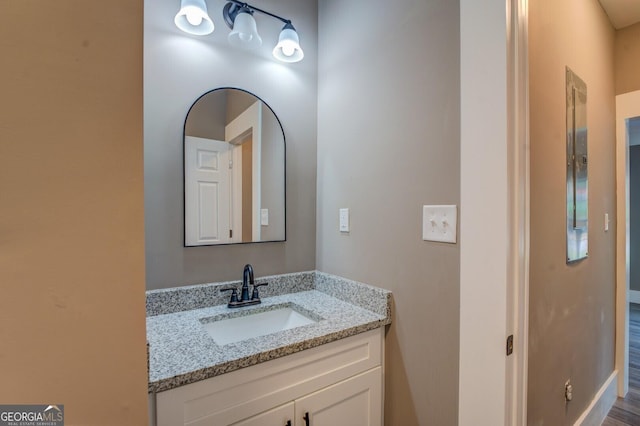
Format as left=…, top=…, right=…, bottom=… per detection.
left=599, top=0, right=640, bottom=29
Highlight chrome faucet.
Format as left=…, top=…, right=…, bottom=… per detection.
left=221, top=264, right=268, bottom=308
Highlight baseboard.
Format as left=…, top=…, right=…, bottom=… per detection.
left=573, top=371, right=618, bottom=426
left=630, top=290, right=640, bottom=304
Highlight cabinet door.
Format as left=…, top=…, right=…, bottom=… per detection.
left=154, top=330, right=384, bottom=426
left=295, top=367, right=382, bottom=426
left=231, top=402, right=294, bottom=426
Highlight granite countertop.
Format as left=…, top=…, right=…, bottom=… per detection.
left=147, top=271, right=392, bottom=393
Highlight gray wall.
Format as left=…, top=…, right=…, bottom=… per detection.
left=226, top=89, right=255, bottom=123
left=615, top=22, right=640, bottom=95
left=317, top=1, right=460, bottom=424
left=144, top=0, right=317, bottom=288
left=185, top=90, right=226, bottom=140
left=528, top=0, right=617, bottom=424
left=631, top=144, right=640, bottom=292
left=631, top=117, right=640, bottom=146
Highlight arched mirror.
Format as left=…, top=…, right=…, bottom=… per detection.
left=183, top=88, right=286, bottom=246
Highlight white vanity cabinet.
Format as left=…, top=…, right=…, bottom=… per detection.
left=152, top=328, right=384, bottom=426
left=293, top=367, right=382, bottom=426
left=231, top=402, right=293, bottom=425
left=232, top=368, right=381, bottom=426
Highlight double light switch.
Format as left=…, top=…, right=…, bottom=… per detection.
left=422, top=205, right=457, bottom=243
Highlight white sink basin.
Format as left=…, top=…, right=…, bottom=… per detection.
left=201, top=305, right=319, bottom=345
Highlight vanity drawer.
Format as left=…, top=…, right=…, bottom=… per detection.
left=154, top=328, right=383, bottom=426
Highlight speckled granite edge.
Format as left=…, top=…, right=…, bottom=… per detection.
left=313, top=271, right=392, bottom=319
left=150, top=320, right=387, bottom=393
left=146, top=271, right=315, bottom=316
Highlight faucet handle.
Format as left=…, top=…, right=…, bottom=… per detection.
left=220, top=287, right=239, bottom=304
left=251, top=282, right=268, bottom=301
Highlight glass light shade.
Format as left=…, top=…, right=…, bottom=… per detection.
left=228, top=11, right=262, bottom=50
left=272, top=25, right=304, bottom=63
left=174, top=0, right=214, bottom=36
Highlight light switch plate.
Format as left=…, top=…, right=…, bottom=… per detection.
left=261, top=209, right=269, bottom=226
left=423, top=205, right=457, bottom=243
left=339, top=208, right=350, bottom=233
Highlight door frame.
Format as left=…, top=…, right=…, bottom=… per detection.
left=507, top=0, right=530, bottom=423
left=230, top=144, right=243, bottom=243
left=615, top=89, right=640, bottom=397
left=459, top=0, right=529, bottom=424
left=226, top=101, right=263, bottom=242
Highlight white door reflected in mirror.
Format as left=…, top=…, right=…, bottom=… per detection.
left=185, top=137, right=232, bottom=245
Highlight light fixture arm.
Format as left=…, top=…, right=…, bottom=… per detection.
left=223, top=0, right=292, bottom=29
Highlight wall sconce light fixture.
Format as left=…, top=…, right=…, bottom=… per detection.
left=225, top=4, right=262, bottom=50
left=174, top=0, right=304, bottom=63
left=174, top=0, right=214, bottom=36
left=272, top=22, right=304, bottom=63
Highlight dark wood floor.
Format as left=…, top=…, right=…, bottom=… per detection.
left=603, top=303, right=640, bottom=425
